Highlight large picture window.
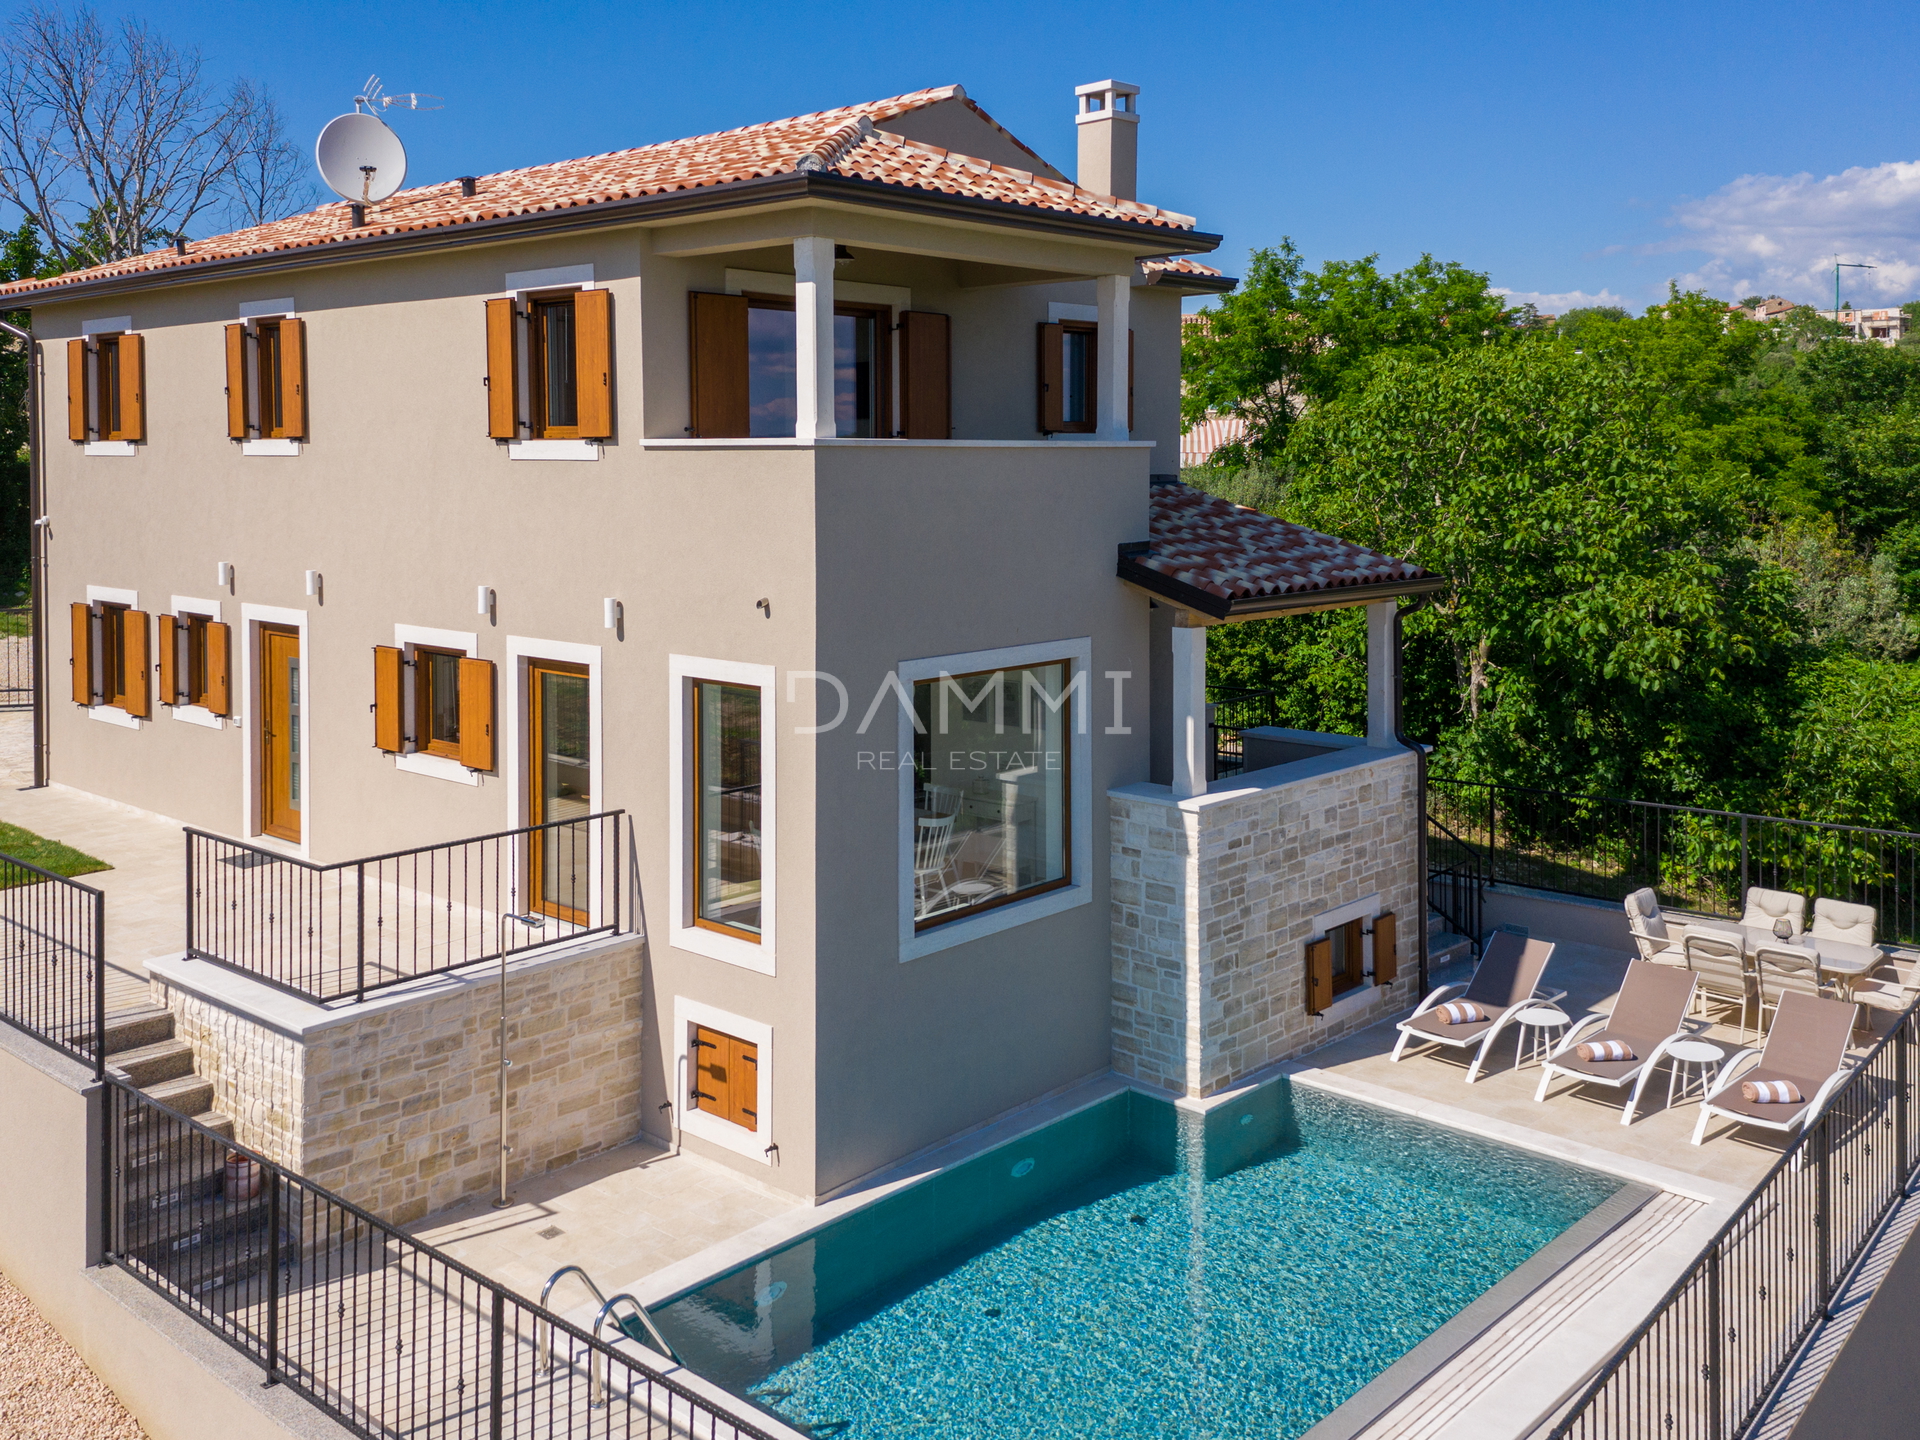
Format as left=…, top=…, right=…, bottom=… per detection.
left=695, top=680, right=763, bottom=940
left=911, top=661, right=1070, bottom=927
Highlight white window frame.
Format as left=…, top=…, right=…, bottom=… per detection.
left=82, top=584, right=139, bottom=727
left=669, top=653, right=776, bottom=975
left=167, top=594, right=225, bottom=729
left=238, top=602, right=310, bottom=858
left=236, top=298, right=299, bottom=456
left=79, top=316, right=136, bottom=456
left=895, top=636, right=1093, bottom=962
left=672, top=996, right=774, bottom=1164
left=503, top=265, right=601, bottom=461
left=392, top=623, right=481, bottom=786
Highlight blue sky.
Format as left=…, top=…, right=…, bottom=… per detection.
left=96, top=0, right=1920, bottom=311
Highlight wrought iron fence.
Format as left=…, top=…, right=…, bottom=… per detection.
left=1429, top=779, right=1920, bottom=947
left=0, top=605, right=31, bottom=711
left=0, top=850, right=104, bottom=1076
left=1425, top=811, right=1487, bottom=960
left=1209, top=689, right=1292, bottom=778
left=102, top=1076, right=782, bottom=1440
left=1550, top=996, right=1920, bottom=1438
left=185, top=812, right=625, bottom=1004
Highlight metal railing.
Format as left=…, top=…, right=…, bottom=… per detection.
left=0, top=850, right=104, bottom=1077
left=0, top=605, right=32, bottom=711
left=102, top=1076, right=779, bottom=1440
left=1425, top=811, right=1487, bottom=959
left=1429, top=779, right=1920, bottom=947
left=185, top=812, right=625, bottom=1004
left=1210, top=688, right=1292, bottom=778
left=1550, top=995, right=1920, bottom=1438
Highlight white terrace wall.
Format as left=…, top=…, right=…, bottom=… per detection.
left=1110, top=746, right=1422, bottom=1096
left=149, top=935, right=643, bottom=1224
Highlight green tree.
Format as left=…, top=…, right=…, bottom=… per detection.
left=0, top=220, right=50, bottom=599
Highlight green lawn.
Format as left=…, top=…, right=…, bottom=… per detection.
left=0, top=822, right=109, bottom=880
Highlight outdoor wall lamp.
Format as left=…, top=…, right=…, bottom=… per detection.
left=493, top=910, right=546, bottom=1209
left=477, top=585, right=495, bottom=617
left=216, top=560, right=233, bottom=588
left=304, top=570, right=322, bottom=600
left=603, top=598, right=621, bottom=630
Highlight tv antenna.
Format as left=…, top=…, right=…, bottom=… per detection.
left=314, top=77, right=442, bottom=207
left=1834, top=255, right=1875, bottom=321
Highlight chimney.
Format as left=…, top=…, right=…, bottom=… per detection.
left=1075, top=80, right=1140, bottom=200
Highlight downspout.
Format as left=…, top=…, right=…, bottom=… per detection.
left=1390, top=595, right=1431, bottom=997
left=0, top=316, right=44, bottom=788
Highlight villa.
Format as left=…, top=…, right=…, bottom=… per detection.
left=0, top=75, right=1914, bottom=1440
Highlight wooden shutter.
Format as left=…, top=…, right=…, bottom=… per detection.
left=113, top=333, right=145, bottom=441
left=574, top=288, right=612, bottom=439
left=157, top=614, right=177, bottom=705
left=1037, top=322, right=1064, bottom=433
left=1306, top=937, right=1332, bottom=1016
left=1128, top=328, right=1135, bottom=434
left=224, top=324, right=247, bottom=438
left=457, top=657, right=496, bottom=771
left=120, top=610, right=150, bottom=718
left=70, top=602, right=93, bottom=704
left=373, top=645, right=403, bottom=752
left=1373, top=912, right=1398, bottom=988
left=278, top=317, right=306, bottom=438
left=688, top=292, right=749, bottom=438
left=734, top=1036, right=759, bottom=1129
left=485, top=298, right=518, bottom=438
left=899, top=311, right=952, bottom=439
left=692, top=1026, right=759, bottom=1131
left=67, top=339, right=87, bottom=441
left=204, top=622, right=231, bottom=716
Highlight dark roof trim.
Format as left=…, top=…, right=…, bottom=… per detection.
left=12, top=170, right=1224, bottom=307
left=1116, top=541, right=1449, bottom=620
left=1143, top=269, right=1237, bottom=295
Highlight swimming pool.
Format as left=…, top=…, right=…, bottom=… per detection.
left=653, top=1082, right=1623, bottom=1439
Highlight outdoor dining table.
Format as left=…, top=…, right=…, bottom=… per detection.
left=1733, top=927, right=1883, bottom=999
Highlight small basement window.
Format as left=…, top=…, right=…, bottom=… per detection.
left=690, top=1024, right=758, bottom=1132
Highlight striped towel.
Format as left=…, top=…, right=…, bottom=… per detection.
left=1436, top=1001, right=1486, bottom=1024
left=1742, top=1079, right=1803, bottom=1105
left=1576, top=1039, right=1635, bottom=1063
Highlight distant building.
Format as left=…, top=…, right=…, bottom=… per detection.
left=1747, top=297, right=1797, bottom=322
left=1819, top=307, right=1911, bottom=346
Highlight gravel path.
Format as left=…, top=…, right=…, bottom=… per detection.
left=0, top=1268, right=146, bottom=1438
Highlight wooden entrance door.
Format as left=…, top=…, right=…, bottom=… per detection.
left=528, top=660, right=590, bottom=922
left=259, top=625, right=301, bottom=841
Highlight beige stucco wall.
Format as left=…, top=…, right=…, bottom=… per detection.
left=31, top=204, right=1191, bottom=1201
left=1109, top=747, right=1424, bottom=1096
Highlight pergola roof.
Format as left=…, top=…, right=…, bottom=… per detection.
left=1118, top=480, right=1444, bottom=620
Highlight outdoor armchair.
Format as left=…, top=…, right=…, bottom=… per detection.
left=1810, top=897, right=1877, bottom=949
left=1623, top=888, right=1684, bottom=964
left=1753, top=945, right=1830, bottom=1033
left=1390, top=932, right=1563, bottom=1084
left=1533, top=960, right=1699, bottom=1125
left=1691, top=990, right=1857, bottom=1147
left=1741, top=886, right=1808, bottom=938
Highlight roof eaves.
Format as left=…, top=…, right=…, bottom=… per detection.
left=1115, top=543, right=1448, bottom=620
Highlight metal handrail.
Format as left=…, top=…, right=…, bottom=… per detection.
left=1430, top=776, right=1920, bottom=844
left=539, top=1264, right=607, bottom=1372
left=588, top=1292, right=681, bottom=1405
left=183, top=808, right=628, bottom=875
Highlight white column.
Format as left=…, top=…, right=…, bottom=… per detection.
left=1366, top=600, right=1396, bottom=748
left=1096, top=271, right=1131, bottom=442
left=794, top=236, right=837, bottom=440
left=1171, top=616, right=1208, bottom=798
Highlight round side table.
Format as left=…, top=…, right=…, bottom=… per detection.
left=1512, top=1005, right=1570, bottom=1070
left=1665, top=1038, right=1726, bottom=1108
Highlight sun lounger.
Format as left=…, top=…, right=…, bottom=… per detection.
left=1391, top=932, right=1562, bottom=1084
left=1691, top=990, right=1857, bottom=1146
left=1532, top=961, right=1699, bottom=1125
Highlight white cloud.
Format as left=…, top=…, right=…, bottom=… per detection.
left=1658, top=160, right=1920, bottom=304
left=1492, top=286, right=1635, bottom=314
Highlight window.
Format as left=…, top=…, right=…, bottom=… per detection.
left=69, top=601, right=149, bottom=716
left=694, top=680, right=762, bottom=940
left=688, top=291, right=917, bottom=438
left=65, top=332, right=144, bottom=444
left=158, top=611, right=231, bottom=714
left=911, top=661, right=1071, bottom=927
left=1036, top=320, right=1132, bottom=436
left=483, top=288, right=612, bottom=441
left=833, top=303, right=888, bottom=438
left=372, top=643, right=496, bottom=771
left=224, top=316, right=306, bottom=441
left=746, top=297, right=795, bottom=437
left=689, top=1024, right=759, bottom=1132
left=1328, top=918, right=1366, bottom=997
left=1304, top=911, right=1397, bottom=1016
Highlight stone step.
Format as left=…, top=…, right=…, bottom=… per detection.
left=139, top=1074, right=214, bottom=1119
left=100, top=1005, right=176, bottom=1056
left=1429, top=931, right=1472, bottom=968
left=121, top=1114, right=236, bottom=1202
left=122, top=1190, right=273, bottom=1267
left=107, top=1039, right=195, bottom=1089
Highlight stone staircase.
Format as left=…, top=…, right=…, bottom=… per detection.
left=98, top=1007, right=276, bottom=1295
left=1425, top=904, right=1474, bottom=985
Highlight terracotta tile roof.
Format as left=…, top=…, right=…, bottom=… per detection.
left=1180, top=414, right=1250, bottom=468
left=1119, top=481, right=1442, bottom=618
left=1144, top=257, right=1222, bottom=277
left=0, top=84, right=1203, bottom=300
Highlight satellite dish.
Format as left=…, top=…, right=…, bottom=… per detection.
left=315, top=112, right=407, bottom=204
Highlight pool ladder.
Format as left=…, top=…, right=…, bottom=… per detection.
left=539, top=1264, right=681, bottom=1407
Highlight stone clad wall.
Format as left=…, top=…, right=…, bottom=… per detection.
left=1111, top=748, right=1422, bottom=1097
left=154, top=935, right=644, bottom=1225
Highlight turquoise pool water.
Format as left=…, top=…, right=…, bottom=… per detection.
left=653, top=1083, right=1621, bottom=1439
